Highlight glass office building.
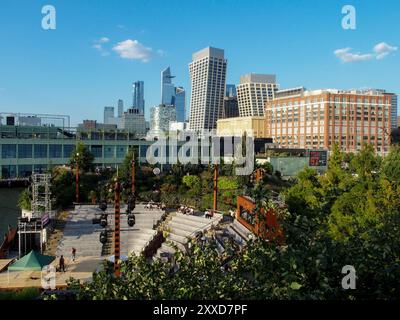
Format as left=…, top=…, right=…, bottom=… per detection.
left=0, top=125, right=155, bottom=178
left=133, top=81, right=145, bottom=115
left=174, top=87, right=186, bottom=122
left=0, top=124, right=246, bottom=179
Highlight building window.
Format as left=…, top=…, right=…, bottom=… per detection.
left=91, top=145, right=102, bottom=158
left=49, top=145, right=62, bottom=158
left=18, top=165, right=33, bottom=177
left=18, top=144, right=32, bottom=158
left=140, top=145, right=148, bottom=158
left=116, top=146, right=127, bottom=158
left=34, top=164, right=47, bottom=173
left=34, top=144, right=48, bottom=158
left=1, top=144, right=17, bottom=159
left=104, top=146, right=115, bottom=158
left=1, top=165, right=17, bottom=179
left=63, top=145, right=75, bottom=158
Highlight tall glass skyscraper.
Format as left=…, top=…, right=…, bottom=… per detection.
left=132, top=81, right=145, bottom=114
left=104, top=106, right=115, bottom=124
left=225, top=84, right=237, bottom=98
left=117, top=99, right=124, bottom=117
left=175, top=87, right=186, bottom=122
left=161, top=67, right=176, bottom=105
left=160, top=67, right=186, bottom=122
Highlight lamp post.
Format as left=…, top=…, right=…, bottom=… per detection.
left=75, top=152, right=80, bottom=203
left=131, top=156, right=135, bottom=195
left=213, top=164, right=218, bottom=212
left=113, top=177, right=121, bottom=277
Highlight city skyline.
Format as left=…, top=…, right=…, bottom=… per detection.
left=0, top=0, right=399, bottom=126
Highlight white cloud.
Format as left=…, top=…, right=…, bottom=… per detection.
left=92, top=37, right=111, bottom=56
left=334, top=47, right=374, bottom=62
left=99, top=37, right=110, bottom=43
left=334, top=42, right=397, bottom=63
left=112, top=39, right=152, bottom=62
left=373, top=42, right=398, bottom=60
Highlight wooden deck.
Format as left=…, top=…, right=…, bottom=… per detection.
left=0, top=256, right=103, bottom=290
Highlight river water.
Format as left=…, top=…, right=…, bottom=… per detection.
left=0, top=188, right=22, bottom=237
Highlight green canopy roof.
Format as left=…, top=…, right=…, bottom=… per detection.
left=8, top=250, right=55, bottom=271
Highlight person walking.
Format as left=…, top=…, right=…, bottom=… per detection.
left=59, top=255, right=66, bottom=272
left=72, top=247, right=76, bottom=261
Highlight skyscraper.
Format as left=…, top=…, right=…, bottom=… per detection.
left=222, top=84, right=239, bottom=118
left=175, top=86, right=186, bottom=122
left=150, top=104, right=177, bottom=135
left=161, top=67, right=176, bottom=105
left=265, top=88, right=393, bottom=155
left=189, top=47, right=227, bottom=132
left=391, top=94, right=398, bottom=129
left=225, top=84, right=237, bottom=98
left=161, top=66, right=186, bottom=123
left=118, top=99, right=124, bottom=118
left=237, top=73, right=277, bottom=117
left=104, top=106, right=115, bottom=124
left=133, top=81, right=145, bottom=114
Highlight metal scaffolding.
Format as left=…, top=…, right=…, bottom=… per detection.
left=31, top=173, right=52, bottom=217
left=17, top=173, right=52, bottom=257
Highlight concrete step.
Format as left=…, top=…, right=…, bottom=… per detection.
left=232, top=222, right=251, bottom=240
left=169, top=221, right=200, bottom=233
left=169, top=227, right=193, bottom=238
left=227, top=226, right=247, bottom=246
left=171, top=216, right=211, bottom=228
left=175, top=212, right=216, bottom=223
left=167, top=233, right=189, bottom=245
left=160, top=243, right=176, bottom=254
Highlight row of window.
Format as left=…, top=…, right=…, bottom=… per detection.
left=0, top=144, right=136, bottom=159
left=1, top=164, right=49, bottom=178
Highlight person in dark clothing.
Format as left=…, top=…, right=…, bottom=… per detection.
left=59, top=255, right=66, bottom=272
left=72, top=247, right=76, bottom=261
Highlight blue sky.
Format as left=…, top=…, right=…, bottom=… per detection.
left=0, top=0, right=399, bottom=125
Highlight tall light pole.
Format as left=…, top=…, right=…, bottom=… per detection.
left=75, top=152, right=80, bottom=203
left=131, top=155, right=135, bottom=195
left=114, top=177, right=121, bottom=277
left=213, top=164, right=218, bottom=212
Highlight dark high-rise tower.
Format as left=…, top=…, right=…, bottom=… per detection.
left=132, top=81, right=145, bottom=114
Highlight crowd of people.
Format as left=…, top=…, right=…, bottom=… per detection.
left=144, top=201, right=166, bottom=211
left=178, top=205, right=194, bottom=215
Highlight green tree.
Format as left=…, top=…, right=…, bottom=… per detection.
left=349, top=143, right=381, bottom=180
left=182, top=175, right=201, bottom=194
left=18, top=189, right=31, bottom=211
left=381, top=144, right=400, bottom=183
left=218, top=176, right=238, bottom=190
left=69, top=142, right=95, bottom=172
